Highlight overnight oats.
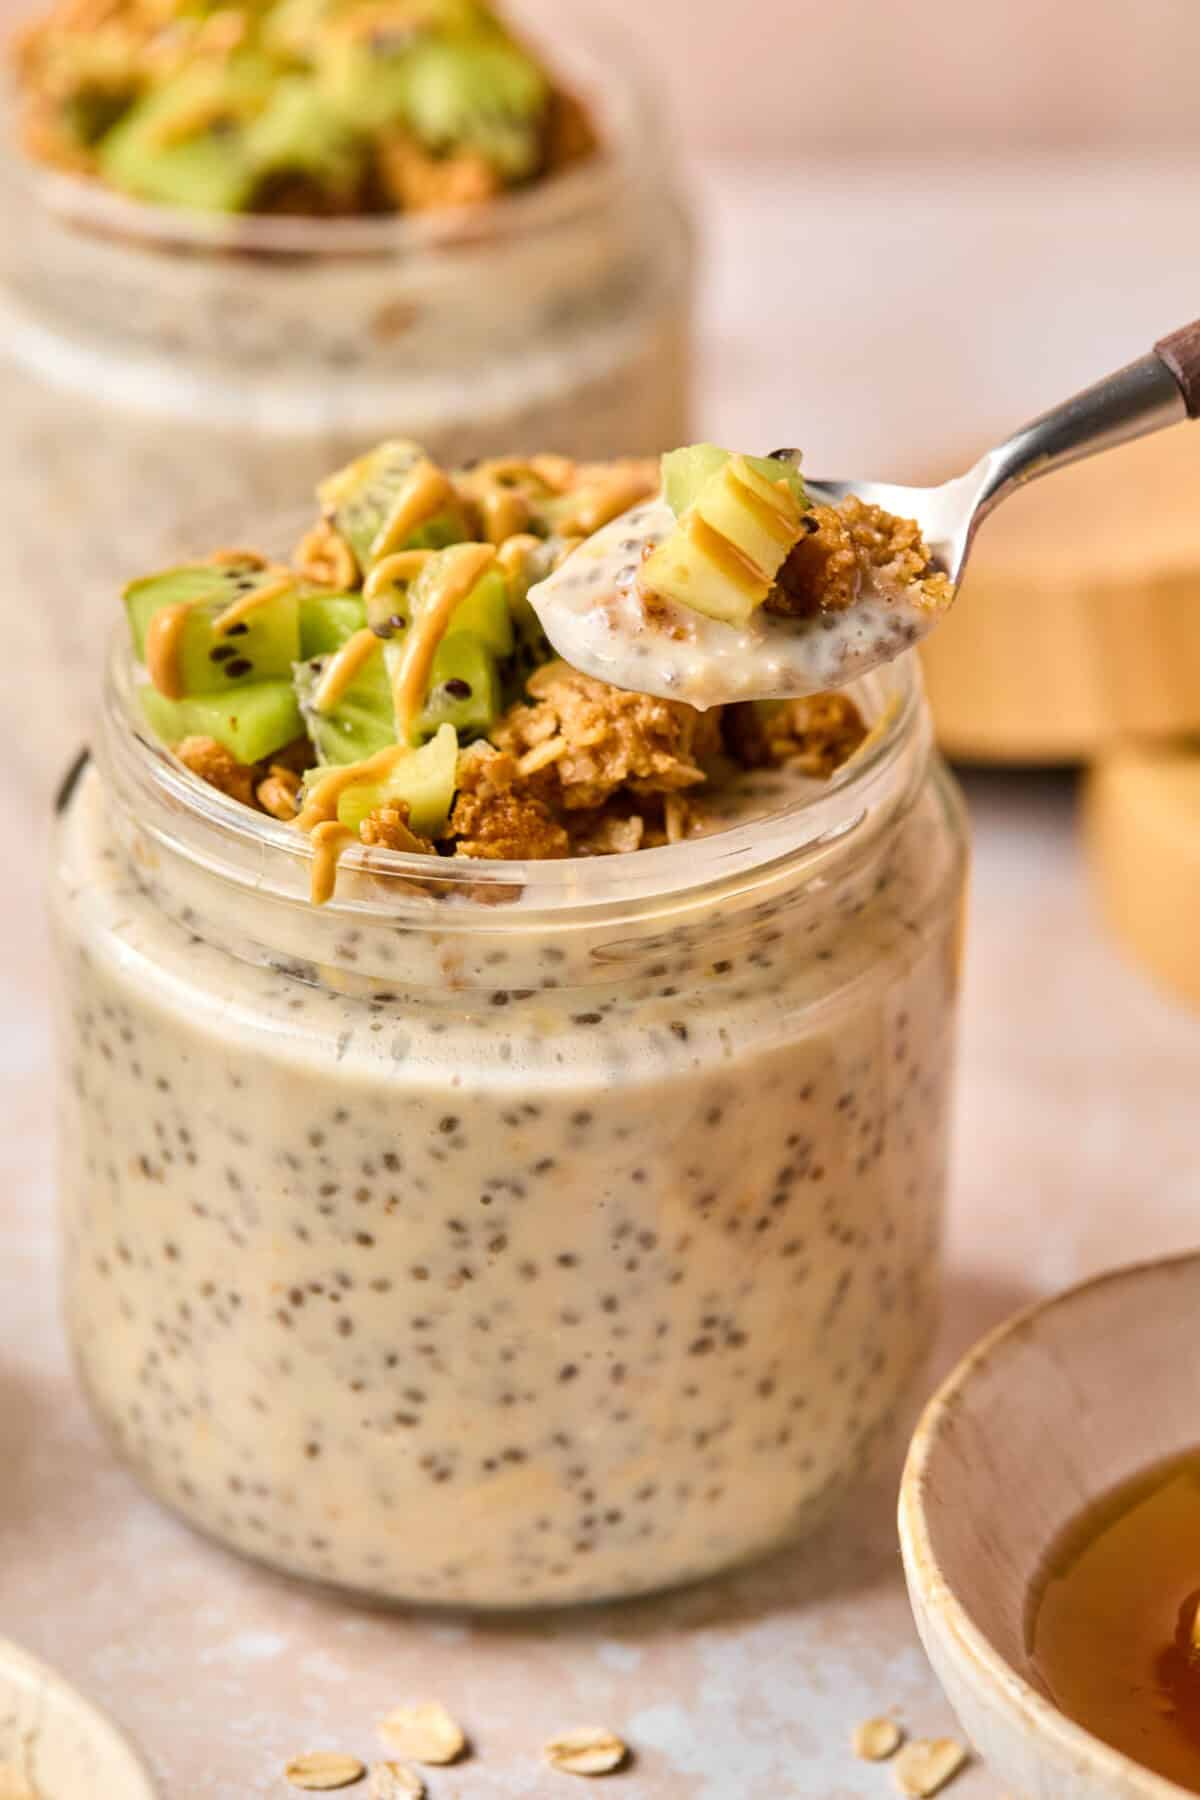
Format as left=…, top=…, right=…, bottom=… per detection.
left=51, top=441, right=968, bottom=1607
left=1, top=0, right=691, bottom=782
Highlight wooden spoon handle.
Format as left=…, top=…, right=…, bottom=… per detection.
left=1154, top=322, right=1200, bottom=419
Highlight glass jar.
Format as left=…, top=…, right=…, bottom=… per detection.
left=51, top=643, right=967, bottom=1609
left=0, top=13, right=693, bottom=790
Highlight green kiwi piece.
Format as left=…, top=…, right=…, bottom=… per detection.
left=245, top=75, right=365, bottom=201
left=124, top=562, right=300, bottom=693
left=335, top=722, right=459, bottom=838
left=662, top=445, right=806, bottom=519
left=378, top=555, right=511, bottom=656
left=97, top=60, right=270, bottom=212
left=298, top=593, right=367, bottom=657
left=408, top=631, right=499, bottom=745
left=318, top=440, right=470, bottom=572
left=140, top=679, right=303, bottom=765
left=293, top=641, right=397, bottom=766
left=399, top=36, right=548, bottom=180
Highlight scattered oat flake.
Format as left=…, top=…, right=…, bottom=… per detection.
left=891, top=1738, right=970, bottom=1797
left=377, top=1703, right=465, bottom=1765
left=853, top=1716, right=904, bottom=1761
left=284, top=1751, right=366, bottom=1790
left=543, top=1726, right=629, bottom=1776
left=368, top=1764, right=425, bottom=1799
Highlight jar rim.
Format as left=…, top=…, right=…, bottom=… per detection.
left=100, top=621, right=931, bottom=934
left=6, top=6, right=656, bottom=264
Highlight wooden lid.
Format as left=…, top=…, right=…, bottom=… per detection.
left=920, top=427, right=1200, bottom=763
left=1084, top=741, right=1200, bottom=1010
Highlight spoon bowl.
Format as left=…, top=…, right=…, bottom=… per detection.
left=531, top=324, right=1200, bottom=708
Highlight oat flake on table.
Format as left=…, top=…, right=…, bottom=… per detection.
left=367, top=1764, right=424, bottom=1799
left=852, top=1716, right=904, bottom=1762
left=891, top=1737, right=970, bottom=1797
left=543, top=1726, right=629, bottom=1776
left=284, top=1750, right=367, bottom=1790
left=377, top=1703, right=465, bottom=1765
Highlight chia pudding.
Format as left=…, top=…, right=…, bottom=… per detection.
left=1, top=1, right=692, bottom=787
left=50, top=443, right=968, bottom=1607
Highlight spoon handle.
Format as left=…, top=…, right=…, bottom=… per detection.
left=1154, top=322, right=1200, bottom=418
left=971, top=328, right=1194, bottom=527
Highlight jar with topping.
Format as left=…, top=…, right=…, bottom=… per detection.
left=0, top=9, right=692, bottom=785
left=51, top=636, right=967, bottom=1609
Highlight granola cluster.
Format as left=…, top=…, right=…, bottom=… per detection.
left=768, top=499, right=952, bottom=618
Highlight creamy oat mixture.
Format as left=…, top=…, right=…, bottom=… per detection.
left=530, top=483, right=954, bottom=708
left=49, top=439, right=966, bottom=1608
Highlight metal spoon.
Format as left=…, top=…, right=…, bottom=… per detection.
left=805, top=319, right=1200, bottom=593
left=529, top=320, right=1200, bottom=707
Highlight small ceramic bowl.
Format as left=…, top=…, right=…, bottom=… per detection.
left=0, top=1637, right=157, bottom=1797
left=900, top=1253, right=1200, bottom=1800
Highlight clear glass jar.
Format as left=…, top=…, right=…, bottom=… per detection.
left=0, top=13, right=692, bottom=787
left=51, top=643, right=967, bottom=1609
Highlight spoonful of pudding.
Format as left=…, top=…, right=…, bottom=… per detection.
left=528, top=320, right=1200, bottom=707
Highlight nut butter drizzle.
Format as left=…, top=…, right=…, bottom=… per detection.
left=311, top=627, right=380, bottom=713
left=390, top=542, right=496, bottom=739
left=145, top=562, right=296, bottom=699
left=370, top=460, right=456, bottom=561
left=297, top=741, right=440, bottom=905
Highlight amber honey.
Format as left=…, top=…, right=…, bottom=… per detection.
left=1030, top=1449, right=1200, bottom=1792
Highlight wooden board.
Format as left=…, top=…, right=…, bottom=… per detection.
left=921, top=427, right=1200, bottom=763
left=1084, top=741, right=1200, bottom=1010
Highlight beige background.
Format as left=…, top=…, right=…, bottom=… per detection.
left=9, top=0, right=1200, bottom=154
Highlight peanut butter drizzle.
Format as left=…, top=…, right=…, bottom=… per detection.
left=309, top=820, right=359, bottom=907
left=211, top=569, right=296, bottom=635
left=555, top=473, right=651, bottom=537
left=296, top=740, right=421, bottom=833
left=496, top=532, right=542, bottom=581
left=311, top=627, right=380, bottom=713
left=145, top=601, right=193, bottom=700
left=480, top=486, right=529, bottom=545
left=370, top=461, right=456, bottom=561
left=362, top=549, right=433, bottom=604
left=390, top=543, right=496, bottom=739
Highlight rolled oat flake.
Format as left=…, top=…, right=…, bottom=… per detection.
left=852, top=1716, right=904, bottom=1761
left=892, top=1738, right=970, bottom=1797
left=377, top=1702, right=465, bottom=1765
left=543, top=1726, right=629, bottom=1776
left=285, top=1750, right=367, bottom=1789
left=368, top=1764, right=425, bottom=1799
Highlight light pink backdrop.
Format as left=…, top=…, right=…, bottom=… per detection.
left=6, top=0, right=1200, bottom=153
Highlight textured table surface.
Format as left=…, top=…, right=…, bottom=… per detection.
left=3, top=154, right=1200, bottom=1799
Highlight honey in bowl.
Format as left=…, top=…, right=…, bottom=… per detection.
left=1030, top=1449, right=1200, bottom=1793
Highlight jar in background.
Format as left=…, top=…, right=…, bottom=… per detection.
left=51, top=643, right=966, bottom=1609
left=0, top=16, right=692, bottom=789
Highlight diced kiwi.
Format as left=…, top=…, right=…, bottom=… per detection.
left=335, top=722, right=459, bottom=838
left=124, top=562, right=300, bottom=693
left=298, top=592, right=367, bottom=657
left=97, top=60, right=270, bottom=212
left=245, top=75, right=365, bottom=201
left=663, top=445, right=806, bottom=519
left=140, top=680, right=303, bottom=765
left=318, top=441, right=469, bottom=572
left=408, top=631, right=500, bottom=745
left=642, top=454, right=807, bottom=628
left=293, top=641, right=396, bottom=765
left=399, top=36, right=548, bottom=180
left=408, top=558, right=513, bottom=657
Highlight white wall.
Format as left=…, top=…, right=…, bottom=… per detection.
left=557, top=0, right=1200, bottom=154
